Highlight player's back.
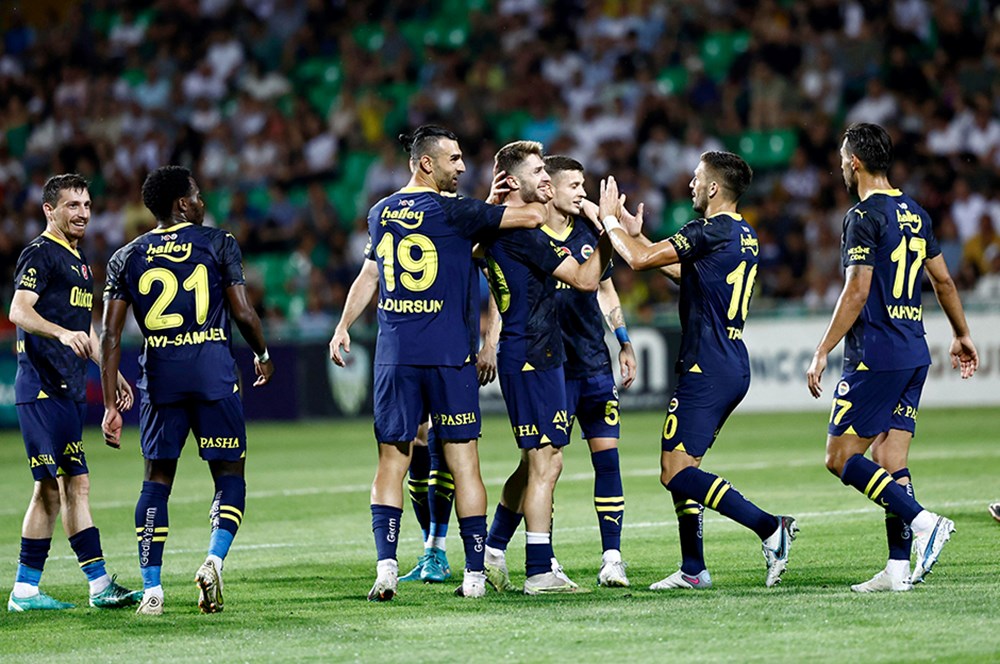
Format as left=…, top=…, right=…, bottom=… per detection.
left=485, top=227, right=566, bottom=374
left=547, top=219, right=611, bottom=379
left=672, top=213, right=758, bottom=376
left=13, top=234, right=94, bottom=403
left=368, top=187, right=503, bottom=367
left=104, top=222, right=244, bottom=403
left=841, top=189, right=937, bottom=371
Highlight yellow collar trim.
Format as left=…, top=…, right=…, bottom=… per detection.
left=398, top=186, right=437, bottom=194
left=708, top=211, right=743, bottom=221
left=42, top=231, right=80, bottom=259
left=151, top=222, right=193, bottom=233
left=861, top=188, right=902, bottom=201
left=541, top=219, right=574, bottom=241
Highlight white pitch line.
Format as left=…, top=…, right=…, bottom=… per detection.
left=42, top=498, right=985, bottom=563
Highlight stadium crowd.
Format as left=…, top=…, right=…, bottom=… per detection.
left=1, top=0, right=999, bottom=337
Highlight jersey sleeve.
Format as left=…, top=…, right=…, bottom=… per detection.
left=103, top=245, right=132, bottom=302
left=214, top=231, right=246, bottom=287
left=441, top=196, right=505, bottom=242
left=842, top=207, right=880, bottom=267
left=13, top=243, right=50, bottom=294
left=667, top=220, right=710, bottom=262
left=924, top=215, right=942, bottom=260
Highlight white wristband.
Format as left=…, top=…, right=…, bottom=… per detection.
left=256, top=349, right=270, bottom=363
left=602, top=215, right=622, bottom=233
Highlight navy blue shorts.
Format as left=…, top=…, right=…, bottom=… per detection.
left=828, top=366, right=928, bottom=438
left=661, top=372, right=749, bottom=457
left=566, top=371, right=620, bottom=441
left=499, top=366, right=569, bottom=449
left=17, top=397, right=88, bottom=481
left=373, top=363, right=480, bottom=443
left=139, top=392, right=247, bottom=462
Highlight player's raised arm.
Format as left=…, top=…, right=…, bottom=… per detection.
left=330, top=258, right=379, bottom=366
left=601, top=178, right=681, bottom=271
left=9, top=289, right=91, bottom=359
left=806, top=264, right=873, bottom=398
left=924, top=254, right=978, bottom=378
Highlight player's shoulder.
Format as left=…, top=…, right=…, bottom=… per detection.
left=16, top=235, right=50, bottom=262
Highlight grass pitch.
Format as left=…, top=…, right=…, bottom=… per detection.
left=0, top=407, right=997, bottom=662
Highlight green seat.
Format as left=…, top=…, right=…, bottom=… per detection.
left=294, top=57, right=341, bottom=88
left=340, top=151, right=378, bottom=189
left=700, top=31, right=750, bottom=81
left=492, top=111, right=531, bottom=145
left=307, top=84, right=340, bottom=115
left=661, top=201, right=695, bottom=238
left=735, top=129, right=798, bottom=169
left=352, top=24, right=385, bottom=51
left=325, top=181, right=362, bottom=226
left=246, top=186, right=272, bottom=212
left=656, top=66, right=688, bottom=96
left=202, top=188, right=232, bottom=223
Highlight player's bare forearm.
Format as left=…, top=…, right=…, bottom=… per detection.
left=816, top=265, right=871, bottom=354
left=100, top=300, right=128, bottom=410
left=925, top=255, right=971, bottom=337
left=9, top=290, right=81, bottom=349
left=499, top=202, right=546, bottom=229
left=226, top=284, right=268, bottom=356
left=337, top=259, right=379, bottom=334
left=661, top=263, right=682, bottom=282
left=607, top=229, right=679, bottom=271
left=597, top=280, right=626, bottom=331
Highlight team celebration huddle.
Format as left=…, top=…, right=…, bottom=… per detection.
left=9, top=121, right=978, bottom=612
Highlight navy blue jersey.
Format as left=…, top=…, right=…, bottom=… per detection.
left=841, top=189, right=940, bottom=371
left=546, top=218, right=613, bottom=379
left=366, top=187, right=505, bottom=367
left=13, top=233, right=94, bottom=403
left=485, top=227, right=567, bottom=373
left=104, top=223, right=245, bottom=404
left=667, top=212, right=758, bottom=376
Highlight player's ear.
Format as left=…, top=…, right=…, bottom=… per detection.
left=505, top=174, right=519, bottom=191
left=419, top=154, right=434, bottom=174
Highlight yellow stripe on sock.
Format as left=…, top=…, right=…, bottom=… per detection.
left=709, top=483, right=731, bottom=509
left=135, top=527, right=169, bottom=534
left=220, top=506, right=244, bottom=520
left=220, top=513, right=241, bottom=526
left=78, top=557, right=103, bottom=567
left=594, top=496, right=625, bottom=503
left=430, top=478, right=455, bottom=490
left=704, top=477, right=725, bottom=506
left=864, top=469, right=889, bottom=497
left=677, top=507, right=701, bottom=515
left=868, top=476, right=894, bottom=502
left=595, top=505, right=624, bottom=512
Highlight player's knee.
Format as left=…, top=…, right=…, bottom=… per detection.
left=33, top=480, right=61, bottom=514
left=659, top=467, right=674, bottom=488
left=824, top=451, right=845, bottom=477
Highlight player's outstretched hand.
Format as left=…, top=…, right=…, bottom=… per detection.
left=620, top=201, right=645, bottom=238
left=330, top=329, right=350, bottom=367
left=477, top=343, right=498, bottom=386
left=59, top=329, right=92, bottom=359
left=253, top=356, right=273, bottom=386
left=806, top=350, right=827, bottom=398
left=950, top=335, right=978, bottom=379
left=115, top=373, right=134, bottom=411
left=102, top=407, right=122, bottom=449
left=487, top=170, right=510, bottom=204
left=619, top=343, right=636, bottom=390
left=599, top=177, right=620, bottom=222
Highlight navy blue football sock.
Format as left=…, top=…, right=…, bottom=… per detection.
left=458, top=515, right=487, bottom=572
left=15, top=537, right=51, bottom=588
left=408, top=445, right=431, bottom=542
left=371, top=504, right=403, bottom=561
left=668, top=467, right=778, bottom=540
left=208, top=475, right=245, bottom=561
left=136, top=480, right=171, bottom=589
left=672, top=491, right=706, bottom=575
left=68, top=526, right=106, bottom=582
left=591, top=449, right=624, bottom=553
left=886, top=468, right=914, bottom=561
left=841, top=454, right=922, bottom=523
left=525, top=533, right=554, bottom=577
left=427, top=431, right=454, bottom=541
left=485, top=502, right=523, bottom=552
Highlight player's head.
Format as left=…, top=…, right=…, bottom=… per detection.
left=398, top=125, right=464, bottom=193
left=495, top=140, right=551, bottom=204
left=544, top=155, right=586, bottom=216
left=41, top=173, right=91, bottom=243
left=841, top=122, right=892, bottom=194
left=690, top=151, right=752, bottom=215
left=141, top=165, right=205, bottom=225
